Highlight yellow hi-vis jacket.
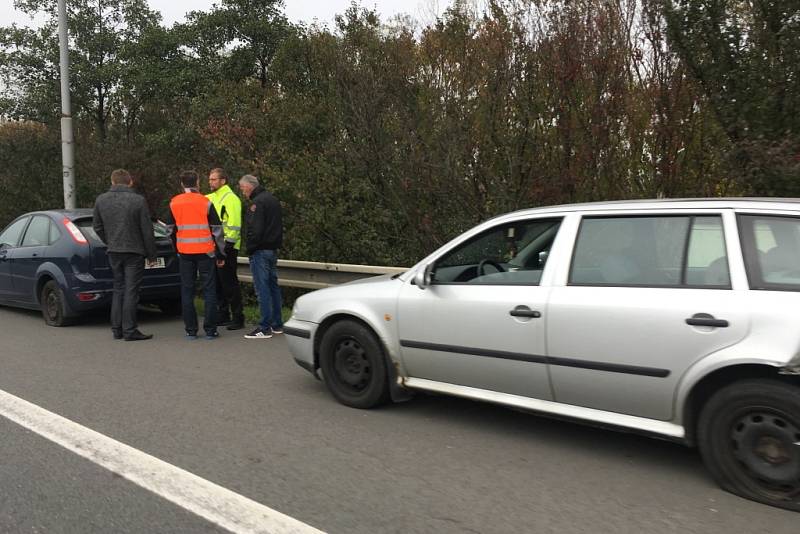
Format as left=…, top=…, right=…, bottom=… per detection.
left=206, top=184, right=242, bottom=250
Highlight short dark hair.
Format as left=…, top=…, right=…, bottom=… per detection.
left=179, top=170, right=199, bottom=188
left=209, top=168, right=227, bottom=182
left=110, top=169, right=132, bottom=185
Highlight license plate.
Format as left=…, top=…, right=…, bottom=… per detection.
left=146, top=257, right=166, bottom=269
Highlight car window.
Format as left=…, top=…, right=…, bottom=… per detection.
left=0, top=217, right=30, bottom=248
left=21, top=216, right=52, bottom=247
left=570, top=215, right=729, bottom=288
left=152, top=220, right=169, bottom=238
left=75, top=217, right=166, bottom=244
left=685, top=217, right=730, bottom=287
left=49, top=220, right=61, bottom=244
left=432, top=218, right=562, bottom=285
left=739, top=214, right=800, bottom=291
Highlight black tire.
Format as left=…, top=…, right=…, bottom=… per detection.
left=319, top=320, right=390, bottom=409
left=157, top=300, right=182, bottom=316
left=698, top=379, right=800, bottom=511
left=40, top=280, right=74, bottom=327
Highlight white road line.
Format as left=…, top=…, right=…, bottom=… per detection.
left=0, top=389, right=325, bottom=534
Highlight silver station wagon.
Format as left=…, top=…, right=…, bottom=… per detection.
left=284, top=199, right=800, bottom=511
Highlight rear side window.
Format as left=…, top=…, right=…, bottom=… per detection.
left=49, top=221, right=61, bottom=244
left=21, top=216, right=53, bottom=247
left=739, top=215, right=800, bottom=291
left=569, top=215, right=730, bottom=288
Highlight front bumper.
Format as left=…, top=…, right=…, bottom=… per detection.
left=284, top=318, right=318, bottom=377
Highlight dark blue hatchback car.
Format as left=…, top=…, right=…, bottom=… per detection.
left=0, top=209, right=181, bottom=325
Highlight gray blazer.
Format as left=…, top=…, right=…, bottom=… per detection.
left=92, top=185, right=157, bottom=260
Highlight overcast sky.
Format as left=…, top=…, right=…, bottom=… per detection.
left=1, top=1, right=456, bottom=28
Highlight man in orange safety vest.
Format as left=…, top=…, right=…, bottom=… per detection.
left=164, top=170, right=226, bottom=340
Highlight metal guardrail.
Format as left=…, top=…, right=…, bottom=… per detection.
left=237, top=257, right=407, bottom=289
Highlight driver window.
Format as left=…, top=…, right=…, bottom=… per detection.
left=0, top=217, right=30, bottom=248
left=432, top=218, right=562, bottom=285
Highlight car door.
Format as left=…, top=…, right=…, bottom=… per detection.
left=0, top=216, right=31, bottom=300
left=546, top=211, right=749, bottom=421
left=12, top=215, right=53, bottom=302
left=397, top=216, right=565, bottom=399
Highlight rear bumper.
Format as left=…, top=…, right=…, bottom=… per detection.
left=63, top=272, right=181, bottom=312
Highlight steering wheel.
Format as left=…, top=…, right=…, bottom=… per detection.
left=477, top=259, right=505, bottom=276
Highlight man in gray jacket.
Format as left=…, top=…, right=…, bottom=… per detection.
left=93, top=169, right=158, bottom=341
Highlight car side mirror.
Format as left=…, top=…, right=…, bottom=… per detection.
left=414, top=263, right=434, bottom=289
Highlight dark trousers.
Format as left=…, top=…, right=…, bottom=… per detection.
left=178, top=253, right=217, bottom=335
left=108, top=252, right=145, bottom=337
left=216, top=244, right=244, bottom=323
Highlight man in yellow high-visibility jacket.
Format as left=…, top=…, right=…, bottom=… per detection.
left=206, top=168, right=245, bottom=330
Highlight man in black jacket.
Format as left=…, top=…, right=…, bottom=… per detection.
left=238, top=174, right=283, bottom=339
left=92, top=169, right=157, bottom=341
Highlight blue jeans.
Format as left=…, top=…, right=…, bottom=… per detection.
left=179, top=253, right=217, bottom=335
left=249, top=249, right=282, bottom=331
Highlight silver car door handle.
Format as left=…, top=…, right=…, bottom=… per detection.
left=686, top=313, right=729, bottom=328
left=509, top=306, right=541, bottom=318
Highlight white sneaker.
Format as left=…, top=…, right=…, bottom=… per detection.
left=244, top=327, right=273, bottom=339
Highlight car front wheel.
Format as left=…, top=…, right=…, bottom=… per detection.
left=698, top=379, right=800, bottom=511
left=319, top=320, right=390, bottom=409
left=40, top=280, right=74, bottom=327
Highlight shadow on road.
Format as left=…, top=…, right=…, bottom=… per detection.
left=372, top=389, right=706, bottom=483
left=0, top=304, right=179, bottom=327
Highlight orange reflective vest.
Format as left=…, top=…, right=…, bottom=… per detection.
left=169, top=192, right=214, bottom=255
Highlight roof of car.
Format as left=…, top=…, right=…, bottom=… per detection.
left=34, top=209, right=93, bottom=220
left=504, top=197, right=800, bottom=218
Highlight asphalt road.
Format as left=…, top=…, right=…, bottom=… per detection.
left=0, top=305, right=796, bottom=533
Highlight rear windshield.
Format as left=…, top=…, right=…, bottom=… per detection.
left=74, top=218, right=168, bottom=245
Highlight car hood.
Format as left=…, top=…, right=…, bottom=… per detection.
left=292, top=273, right=403, bottom=323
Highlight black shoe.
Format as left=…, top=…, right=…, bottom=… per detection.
left=112, top=329, right=123, bottom=340
left=124, top=330, right=153, bottom=341
left=226, top=320, right=245, bottom=331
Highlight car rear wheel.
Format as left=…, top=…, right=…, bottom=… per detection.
left=40, top=280, right=74, bottom=327
left=698, top=379, right=800, bottom=511
left=319, top=320, right=390, bottom=409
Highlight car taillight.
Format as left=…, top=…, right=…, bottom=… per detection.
left=63, top=219, right=88, bottom=244
left=77, top=292, right=101, bottom=302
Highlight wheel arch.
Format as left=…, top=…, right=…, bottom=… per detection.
left=35, top=264, right=68, bottom=304
left=35, top=273, right=56, bottom=304
left=682, top=363, right=800, bottom=446
left=313, top=313, right=412, bottom=403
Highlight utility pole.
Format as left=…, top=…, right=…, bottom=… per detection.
left=57, top=0, right=76, bottom=209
